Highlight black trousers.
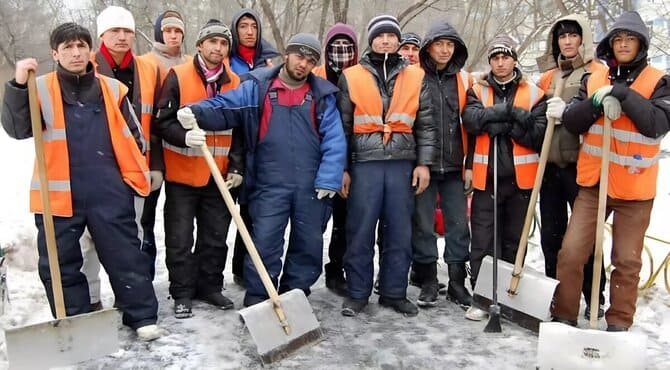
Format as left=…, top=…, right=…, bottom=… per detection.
left=164, top=179, right=232, bottom=299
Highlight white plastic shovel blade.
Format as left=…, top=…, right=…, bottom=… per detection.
left=5, top=308, right=120, bottom=369
left=473, top=256, right=559, bottom=321
left=537, top=322, right=647, bottom=369
left=238, top=289, right=323, bottom=364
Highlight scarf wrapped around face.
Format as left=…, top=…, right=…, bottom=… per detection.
left=327, top=43, right=356, bottom=72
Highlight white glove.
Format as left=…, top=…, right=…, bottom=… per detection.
left=316, top=189, right=336, bottom=199
left=546, top=96, right=566, bottom=120
left=602, top=96, right=622, bottom=121
left=177, top=107, right=197, bottom=129
left=225, top=173, right=243, bottom=189
left=591, top=85, right=613, bottom=108
left=185, top=129, right=206, bottom=148
left=149, top=171, right=163, bottom=192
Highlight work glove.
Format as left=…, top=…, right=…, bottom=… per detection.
left=177, top=107, right=197, bottom=129
left=484, top=121, right=511, bottom=137
left=149, top=171, right=163, bottom=192
left=546, top=96, right=566, bottom=120
left=225, top=173, right=243, bottom=189
left=185, top=128, right=206, bottom=148
left=591, top=85, right=613, bottom=109
left=602, top=96, right=622, bottom=121
left=487, top=103, right=511, bottom=122
left=463, top=169, right=473, bottom=195
left=316, top=189, right=336, bottom=199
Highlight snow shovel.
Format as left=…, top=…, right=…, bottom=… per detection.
left=482, top=136, right=502, bottom=333
left=195, top=125, right=323, bottom=364
left=474, top=78, right=565, bottom=332
left=4, top=71, right=119, bottom=369
left=537, top=116, right=647, bottom=369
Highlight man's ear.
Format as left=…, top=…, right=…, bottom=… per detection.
left=52, top=49, right=59, bottom=62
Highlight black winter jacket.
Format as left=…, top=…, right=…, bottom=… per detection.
left=419, top=20, right=474, bottom=174
left=563, top=11, right=670, bottom=140
left=462, top=69, right=547, bottom=179
left=153, top=56, right=245, bottom=176
left=337, top=51, right=437, bottom=166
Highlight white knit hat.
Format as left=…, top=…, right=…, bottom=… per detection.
left=97, top=6, right=135, bottom=38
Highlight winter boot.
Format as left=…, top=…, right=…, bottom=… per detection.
left=196, top=291, right=234, bottom=310
left=325, top=268, right=348, bottom=297
left=446, top=263, right=472, bottom=310
left=341, top=297, right=368, bottom=317
left=409, top=265, right=446, bottom=292
left=552, top=317, right=578, bottom=327
left=243, top=293, right=268, bottom=308
left=414, top=262, right=439, bottom=308
left=173, top=298, right=193, bottom=319
left=90, top=301, right=103, bottom=312
left=606, top=324, right=628, bottom=332
left=136, top=324, right=163, bottom=341
left=378, top=296, right=419, bottom=317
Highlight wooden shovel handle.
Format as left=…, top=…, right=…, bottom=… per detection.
left=28, top=71, right=67, bottom=319
left=195, top=127, right=291, bottom=335
left=508, top=76, right=566, bottom=296
left=589, top=116, right=611, bottom=329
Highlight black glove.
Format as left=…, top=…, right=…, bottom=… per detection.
left=510, top=107, right=532, bottom=129
left=484, top=121, right=511, bottom=137
left=487, top=103, right=512, bottom=122
left=509, top=122, right=526, bottom=140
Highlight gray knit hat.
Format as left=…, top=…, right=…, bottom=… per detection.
left=487, top=34, right=518, bottom=61
left=196, top=19, right=232, bottom=46
left=367, top=15, right=401, bottom=46
left=285, top=33, right=321, bottom=63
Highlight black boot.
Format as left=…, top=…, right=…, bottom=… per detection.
left=447, top=263, right=472, bottom=309
left=341, top=297, right=368, bottom=317
left=378, top=296, right=418, bottom=317
left=196, top=291, right=234, bottom=310
left=325, top=265, right=348, bottom=297
left=410, top=264, right=446, bottom=292
left=174, top=297, right=193, bottom=319
left=415, top=262, right=438, bottom=308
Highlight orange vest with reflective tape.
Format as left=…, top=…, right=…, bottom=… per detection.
left=454, top=70, right=473, bottom=159
left=163, top=63, right=241, bottom=187
left=30, top=72, right=150, bottom=217
left=471, top=81, right=545, bottom=190
left=141, top=52, right=193, bottom=84
left=312, top=65, right=327, bottom=79
left=343, top=64, right=423, bottom=144
left=581, top=65, right=665, bottom=200
left=92, top=53, right=158, bottom=164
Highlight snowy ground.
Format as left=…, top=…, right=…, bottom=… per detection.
left=0, top=131, right=669, bottom=369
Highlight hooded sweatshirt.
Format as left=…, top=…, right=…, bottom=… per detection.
left=144, top=11, right=189, bottom=79
left=229, top=8, right=280, bottom=75
left=320, top=23, right=358, bottom=85
left=536, top=14, right=600, bottom=167
left=419, top=20, right=472, bottom=174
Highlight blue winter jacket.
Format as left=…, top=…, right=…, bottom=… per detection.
left=189, top=64, right=346, bottom=194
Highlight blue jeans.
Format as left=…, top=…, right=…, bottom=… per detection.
left=412, top=172, right=471, bottom=264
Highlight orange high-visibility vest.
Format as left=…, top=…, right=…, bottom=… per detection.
left=343, top=64, right=424, bottom=144
left=92, top=53, right=159, bottom=164
left=581, top=66, right=665, bottom=200
left=163, top=63, right=241, bottom=187
left=454, top=70, right=473, bottom=161
left=471, top=81, right=545, bottom=190
left=30, top=72, right=150, bottom=217
left=141, top=52, right=194, bottom=84
left=312, top=65, right=327, bottom=79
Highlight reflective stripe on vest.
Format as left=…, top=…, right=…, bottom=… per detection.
left=164, top=63, right=241, bottom=187
left=31, top=72, right=150, bottom=217
left=471, top=81, right=544, bottom=190
left=344, top=64, right=423, bottom=144
left=580, top=65, right=665, bottom=200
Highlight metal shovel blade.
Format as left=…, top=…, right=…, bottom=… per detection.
left=537, top=322, right=647, bottom=369
left=5, top=308, right=119, bottom=369
left=238, top=289, right=323, bottom=364
left=473, top=256, right=559, bottom=331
